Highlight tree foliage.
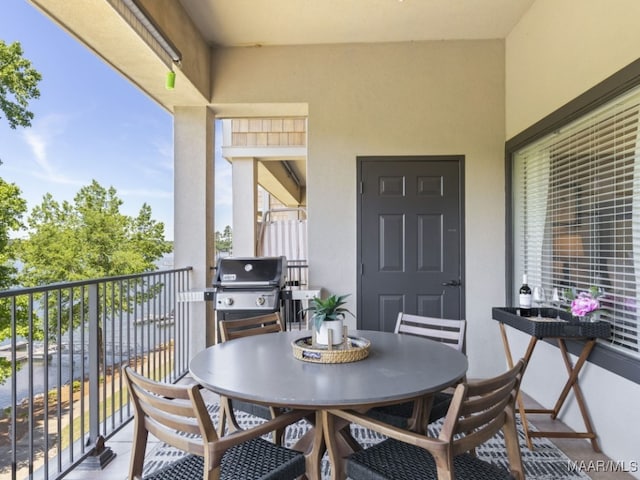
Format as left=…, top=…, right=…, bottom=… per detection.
left=0, top=40, right=41, bottom=129
left=0, top=176, right=26, bottom=288
left=0, top=175, right=27, bottom=383
left=15, top=180, right=172, bottom=285
left=215, top=225, right=232, bottom=254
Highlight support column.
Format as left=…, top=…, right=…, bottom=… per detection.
left=231, top=157, right=258, bottom=256
left=174, top=106, right=215, bottom=351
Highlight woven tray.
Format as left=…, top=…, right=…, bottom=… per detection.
left=492, top=307, right=611, bottom=339
left=291, top=336, right=371, bottom=363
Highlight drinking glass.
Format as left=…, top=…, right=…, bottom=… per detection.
left=533, top=286, right=546, bottom=318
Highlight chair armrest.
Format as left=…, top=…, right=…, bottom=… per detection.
left=214, top=408, right=308, bottom=453
left=328, top=408, right=447, bottom=452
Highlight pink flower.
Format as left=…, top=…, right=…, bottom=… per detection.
left=571, top=292, right=600, bottom=317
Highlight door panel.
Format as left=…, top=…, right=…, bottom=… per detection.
left=379, top=215, right=404, bottom=271
left=358, top=156, right=464, bottom=331
left=417, top=214, right=442, bottom=271
left=379, top=294, right=404, bottom=332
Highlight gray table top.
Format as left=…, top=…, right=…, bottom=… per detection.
left=189, top=329, right=468, bottom=409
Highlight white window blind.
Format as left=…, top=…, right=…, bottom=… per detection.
left=513, top=85, right=640, bottom=358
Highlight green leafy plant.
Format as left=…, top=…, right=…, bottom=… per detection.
left=304, top=294, right=354, bottom=330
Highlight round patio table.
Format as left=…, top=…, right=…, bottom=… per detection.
left=190, top=329, right=468, bottom=480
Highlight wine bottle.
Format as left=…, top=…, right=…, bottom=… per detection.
left=519, top=274, right=532, bottom=317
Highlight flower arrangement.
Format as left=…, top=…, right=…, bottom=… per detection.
left=566, top=287, right=601, bottom=320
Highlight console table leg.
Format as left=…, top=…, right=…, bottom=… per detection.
left=555, top=339, right=601, bottom=452
left=499, top=323, right=537, bottom=450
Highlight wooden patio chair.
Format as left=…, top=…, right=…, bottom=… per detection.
left=218, top=312, right=287, bottom=442
left=122, top=366, right=307, bottom=480
left=366, top=313, right=467, bottom=432
left=327, top=359, right=526, bottom=480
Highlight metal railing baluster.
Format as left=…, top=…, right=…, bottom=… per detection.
left=10, top=297, right=17, bottom=480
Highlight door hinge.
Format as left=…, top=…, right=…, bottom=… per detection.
left=359, top=182, right=364, bottom=194
left=360, top=263, right=364, bottom=275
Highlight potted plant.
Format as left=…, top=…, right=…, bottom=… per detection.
left=305, top=294, right=354, bottom=346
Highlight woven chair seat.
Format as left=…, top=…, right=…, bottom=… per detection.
left=366, top=392, right=452, bottom=428
left=145, top=437, right=305, bottom=480
left=347, top=437, right=515, bottom=480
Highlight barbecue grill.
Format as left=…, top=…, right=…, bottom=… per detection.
left=213, top=256, right=288, bottom=321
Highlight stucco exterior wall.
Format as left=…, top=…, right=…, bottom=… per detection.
left=506, top=0, right=640, bottom=474
left=210, top=40, right=507, bottom=379
left=506, top=0, right=640, bottom=139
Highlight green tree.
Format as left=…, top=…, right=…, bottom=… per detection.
left=0, top=40, right=41, bottom=129
left=215, top=225, right=232, bottom=254
left=0, top=176, right=26, bottom=288
left=16, top=180, right=172, bottom=285
left=0, top=175, right=27, bottom=383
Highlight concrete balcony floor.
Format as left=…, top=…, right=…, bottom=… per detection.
left=62, top=383, right=634, bottom=480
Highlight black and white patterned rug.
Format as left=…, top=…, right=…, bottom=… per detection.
left=141, top=403, right=590, bottom=480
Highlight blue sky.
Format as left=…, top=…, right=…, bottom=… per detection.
left=0, top=0, right=231, bottom=241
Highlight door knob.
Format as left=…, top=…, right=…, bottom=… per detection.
left=442, top=280, right=461, bottom=287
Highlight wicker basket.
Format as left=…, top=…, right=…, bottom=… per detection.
left=291, top=336, right=371, bottom=364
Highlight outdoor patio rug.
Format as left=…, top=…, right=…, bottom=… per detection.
left=140, top=403, right=590, bottom=480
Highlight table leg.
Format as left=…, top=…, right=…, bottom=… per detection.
left=295, top=411, right=325, bottom=480
left=323, top=410, right=361, bottom=480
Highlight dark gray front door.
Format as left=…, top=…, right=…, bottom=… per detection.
left=357, top=156, right=464, bottom=332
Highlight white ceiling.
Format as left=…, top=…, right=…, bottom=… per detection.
left=178, top=0, right=536, bottom=48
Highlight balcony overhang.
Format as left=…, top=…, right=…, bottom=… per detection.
left=29, top=0, right=210, bottom=112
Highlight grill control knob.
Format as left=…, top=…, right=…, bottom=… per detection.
left=224, top=297, right=234, bottom=306
left=256, top=296, right=266, bottom=306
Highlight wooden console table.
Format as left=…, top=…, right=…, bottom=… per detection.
left=492, top=307, right=611, bottom=452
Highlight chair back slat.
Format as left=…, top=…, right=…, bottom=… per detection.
left=451, top=415, right=504, bottom=457
left=144, top=418, right=206, bottom=457
left=220, top=312, right=284, bottom=342
left=465, top=365, right=520, bottom=397
left=130, top=381, right=201, bottom=419
left=126, top=367, right=192, bottom=400
left=456, top=395, right=511, bottom=434
left=394, top=313, right=466, bottom=351
left=458, top=380, right=515, bottom=418
left=137, top=398, right=204, bottom=437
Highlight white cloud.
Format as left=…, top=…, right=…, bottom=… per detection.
left=22, top=130, right=47, bottom=164
left=21, top=113, right=84, bottom=186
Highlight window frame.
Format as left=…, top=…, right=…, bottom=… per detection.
left=505, top=57, right=640, bottom=384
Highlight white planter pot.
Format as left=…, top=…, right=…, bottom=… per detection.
left=315, top=319, right=344, bottom=346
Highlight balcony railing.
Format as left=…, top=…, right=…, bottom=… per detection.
left=0, top=267, right=192, bottom=480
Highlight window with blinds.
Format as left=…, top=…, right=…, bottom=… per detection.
left=512, top=85, right=640, bottom=358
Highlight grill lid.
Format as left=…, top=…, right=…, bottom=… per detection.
left=214, top=256, right=287, bottom=288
